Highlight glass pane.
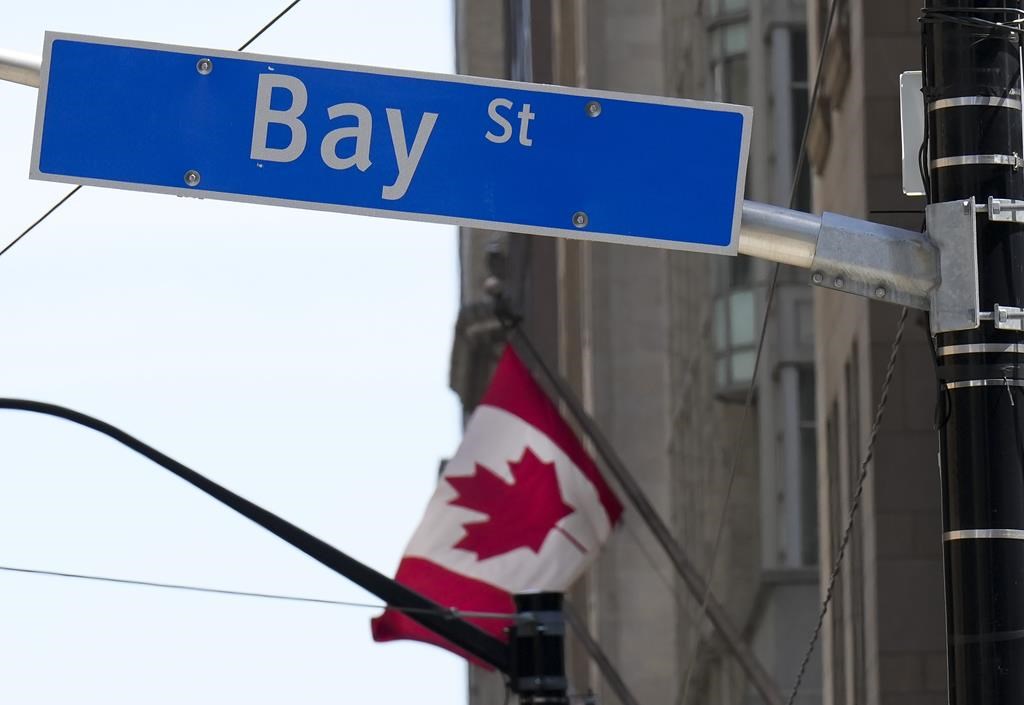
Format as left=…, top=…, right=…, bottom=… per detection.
left=799, top=366, right=816, bottom=421
left=791, top=28, right=808, bottom=83
left=731, top=349, right=756, bottom=383
left=729, top=290, right=756, bottom=345
left=714, top=298, right=728, bottom=351
left=723, top=23, right=748, bottom=55
left=800, top=428, right=819, bottom=565
left=716, top=358, right=729, bottom=387
left=723, top=55, right=749, bottom=105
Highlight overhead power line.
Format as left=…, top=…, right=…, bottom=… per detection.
left=0, top=0, right=308, bottom=259
left=0, top=563, right=515, bottom=619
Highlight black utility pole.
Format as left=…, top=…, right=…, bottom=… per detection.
left=924, top=2, right=1024, bottom=703
left=509, top=593, right=568, bottom=705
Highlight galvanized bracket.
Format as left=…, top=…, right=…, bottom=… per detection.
left=809, top=212, right=936, bottom=311
left=985, top=304, right=1024, bottom=332
left=926, top=198, right=980, bottom=335
left=987, top=197, right=1024, bottom=223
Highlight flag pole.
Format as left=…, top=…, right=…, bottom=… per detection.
left=500, top=317, right=785, bottom=705
left=563, top=599, right=643, bottom=705
left=0, top=397, right=510, bottom=673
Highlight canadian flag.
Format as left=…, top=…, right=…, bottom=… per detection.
left=371, top=344, right=623, bottom=662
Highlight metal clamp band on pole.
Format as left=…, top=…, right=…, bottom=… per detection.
left=929, top=96, right=1023, bottom=111
left=937, top=343, right=1024, bottom=356
left=944, top=529, right=1024, bottom=541
left=931, top=154, right=1022, bottom=169
left=507, top=327, right=786, bottom=705
left=944, top=379, right=1024, bottom=390
left=0, top=48, right=41, bottom=87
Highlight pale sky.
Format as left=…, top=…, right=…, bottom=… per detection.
left=0, top=2, right=467, bottom=703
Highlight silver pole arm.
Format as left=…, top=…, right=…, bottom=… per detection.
left=0, top=49, right=41, bottom=88
left=738, top=200, right=820, bottom=268
left=0, top=54, right=951, bottom=320
left=739, top=199, right=937, bottom=312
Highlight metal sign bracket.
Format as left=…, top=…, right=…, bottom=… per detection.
left=926, top=198, right=981, bottom=335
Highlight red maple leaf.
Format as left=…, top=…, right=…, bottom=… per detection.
left=447, top=447, right=585, bottom=560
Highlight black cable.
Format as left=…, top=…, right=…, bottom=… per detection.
left=0, top=186, right=80, bottom=259
left=1, top=0, right=307, bottom=261
left=0, top=563, right=518, bottom=619
left=785, top=307, right=908, bottom=705
left=238, top=0, right=305, bottom=51
left=0, top=398, right=511, bottom=670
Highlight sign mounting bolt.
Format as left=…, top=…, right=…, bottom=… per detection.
left=833, top=276, right=845, bottom=289
left=572, top=211, right=589, bottom=228
left=812, top=272, right=824, bottom=284
left=875, top=286, right=887, bottom=298
left=196, top=58, right=213, bottom=75
left=585, top=101, right=602, bottom=117
left=184, top=170, right=201, bottom=187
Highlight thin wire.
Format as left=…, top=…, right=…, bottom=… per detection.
left=678, top=0, right=844, bottom=701
left=0, top=0, right=306, bottom=260
left=0, top=186, right=80, bottom=259
left=238, top=0, right=305, bottom=51
left=785, top=307, right=908, bottom=705
left=0, top=563, right=518, bottom=620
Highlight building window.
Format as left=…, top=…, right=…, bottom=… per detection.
left=799, top=366, right=819, bottom=565
left=713, top=256, right=760, bottom=397
left=844, top=349, right=866, bottom=705
left=826, top=401, right=846, bottom=705
left=790, top=28, right=811, bottom=211
left=710, top=22, right=749, bottom=105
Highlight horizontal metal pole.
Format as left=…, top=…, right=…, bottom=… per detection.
left=738, top=199, right=820, bottom=268
left=739, top=200, right=937, bottom=311
left=0, top=49, right=41, bottom=88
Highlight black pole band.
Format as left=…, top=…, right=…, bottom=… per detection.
left=924, top=2, right=1024, bottom=702
left=509, top=592, right=568, bottom=704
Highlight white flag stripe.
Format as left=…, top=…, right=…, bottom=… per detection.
left=404, top=405, right=613, bottom=592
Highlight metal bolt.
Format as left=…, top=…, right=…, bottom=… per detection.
left=196, top=58, right=213, bottom=75
left=963, top=199, right=972, bottom=214
left=833, top=276, right=845, bottom=289
left=874, top=286, right=887, bottom=298
left=572, top=211, right=589, bottom=228
left=184, top=170, right=201, bottom=187
left=585, top=100, right=602, bottom=117
left=811, top=272, right=824, bottom=284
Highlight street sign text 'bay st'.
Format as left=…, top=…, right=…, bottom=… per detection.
left=31, top=33, right=751, bottom=254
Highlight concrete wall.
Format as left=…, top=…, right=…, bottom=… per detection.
left=809, top=0, right=945, bottom=701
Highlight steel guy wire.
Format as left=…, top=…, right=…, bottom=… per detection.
left=677, top=0, right=845, bottom=699
left=0, top=0, right=307, bottom=259
left=0, top=563, right=518, bottom=621
left=784, top=306, right=908, bottom=705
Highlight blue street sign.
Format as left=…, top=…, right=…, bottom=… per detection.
left=31, top=33, right=751, bottom=254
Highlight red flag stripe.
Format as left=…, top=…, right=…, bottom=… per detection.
left=371, top=557, right=514, bottom=668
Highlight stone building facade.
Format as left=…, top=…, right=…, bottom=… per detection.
left=450, top=2, right=824, bottom=704
left=806, top=0, right=945, bottom=702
